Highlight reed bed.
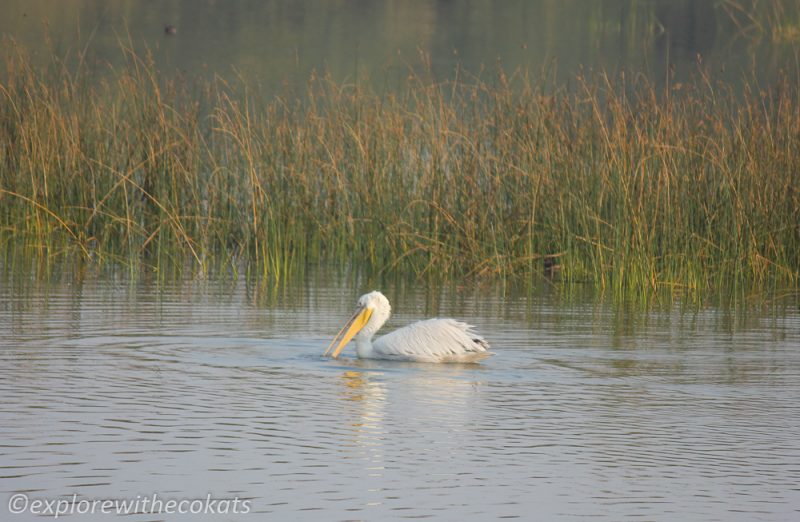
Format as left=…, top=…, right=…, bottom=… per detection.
left=0, top=41, right=798, bottom=296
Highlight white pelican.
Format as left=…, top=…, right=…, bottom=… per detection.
left=323, top=291, right=493, bottom=363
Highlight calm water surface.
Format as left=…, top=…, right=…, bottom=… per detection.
left=1, top=274, right=798, bottom=521
left=2, top=0, right=796, bottom=94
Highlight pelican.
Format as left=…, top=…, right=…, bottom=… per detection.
left=323, top=291, right=493, bottom=363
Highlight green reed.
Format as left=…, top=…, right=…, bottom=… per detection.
left=0, top=40, right=798, bottom=296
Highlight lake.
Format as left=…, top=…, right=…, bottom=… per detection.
left=1, top=272, right=798, bottom=521
left=2, top=0, right=796, bottom=96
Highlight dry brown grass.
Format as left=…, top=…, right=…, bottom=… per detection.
left=1, top=41, right=798, bottom=296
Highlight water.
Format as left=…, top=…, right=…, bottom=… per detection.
left=1, top=0, right=797, bottom=95
left=1, top=274, right=798, bottom=521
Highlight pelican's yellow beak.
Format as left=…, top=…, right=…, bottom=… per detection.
left=324, top=306, right=373, bottom=358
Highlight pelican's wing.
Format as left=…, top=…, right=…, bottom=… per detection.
left=372, top=318, right=492, bottom=362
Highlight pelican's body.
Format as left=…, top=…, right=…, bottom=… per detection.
left=324, top=291, right=492, bottom=363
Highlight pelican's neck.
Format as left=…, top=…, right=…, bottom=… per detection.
left=355, top=337, right=375, bottom=359
left=354, top=302, right=390, bottom=359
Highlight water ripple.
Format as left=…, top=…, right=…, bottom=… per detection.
left=1, top=278, right=798, bottom=520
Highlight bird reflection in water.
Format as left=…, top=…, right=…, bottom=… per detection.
left=337, top=370, right=388, bottom=494
left=338, top=370, right=387, bottom=435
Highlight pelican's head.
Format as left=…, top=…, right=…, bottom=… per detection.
left=324, top=291, right=391, bottom=358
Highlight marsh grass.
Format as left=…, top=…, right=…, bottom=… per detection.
left=0, top=40, right=798, bottom=297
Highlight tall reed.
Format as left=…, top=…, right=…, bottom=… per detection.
left=0, top=40, right=798, bottom=296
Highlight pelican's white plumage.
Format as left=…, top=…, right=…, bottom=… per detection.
left=324, top=291, right=492, bottom=363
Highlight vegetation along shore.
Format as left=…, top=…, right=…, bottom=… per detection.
left=1, top=41, right=798, bottom=296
